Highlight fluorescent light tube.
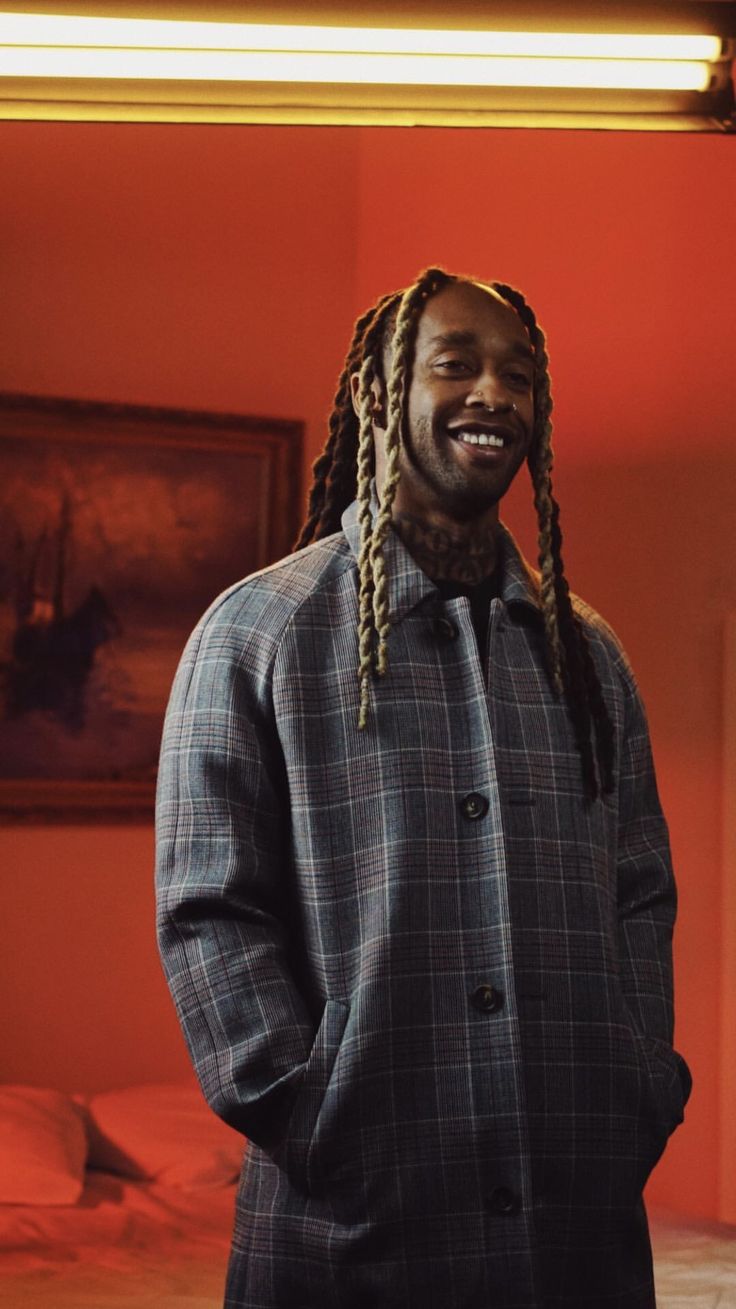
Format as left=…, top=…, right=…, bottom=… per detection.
left=0, top=16, right=725, bottom=63
left=0, top=47, right=715, bottom=91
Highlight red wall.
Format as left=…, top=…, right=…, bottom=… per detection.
left=0, top=122, right=362, bottom=461
left=0, top=122, right=362, bottom=1084
left=0, top=825, right=194, bottom=1088
left=1, top=121, right=734, bottom=1223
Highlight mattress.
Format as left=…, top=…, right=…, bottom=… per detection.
left=1, top=1177, right=734, bottom=1308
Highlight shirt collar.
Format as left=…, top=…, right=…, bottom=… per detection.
left=341, top=497, right=543, bottom=626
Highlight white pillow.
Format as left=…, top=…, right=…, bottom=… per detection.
left=0, top=1085, right=87, bottom=1205
left=85, top=1082, right=245, bottom=1189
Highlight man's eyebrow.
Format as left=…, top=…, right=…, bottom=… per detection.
left=427, top=331, right=477, bottom=348
left=428, top=331, right=535, bottom=361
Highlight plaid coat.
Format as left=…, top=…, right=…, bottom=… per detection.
left=155, top=501, right=691, bottom=1309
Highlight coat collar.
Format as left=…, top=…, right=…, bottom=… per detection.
left=341, top=497, right=543, bottom=627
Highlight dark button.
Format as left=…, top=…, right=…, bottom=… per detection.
left=431, top=615, right=459, bottom=641
left=460, top=792, right=489, bottom=821
left=471, top=984, right=504, bottom=1014
left=486, top=1186, right=520, bottom=1216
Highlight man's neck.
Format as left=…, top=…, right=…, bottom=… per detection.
left=393, top=511, right=499, bottom=586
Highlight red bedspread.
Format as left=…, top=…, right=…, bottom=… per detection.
left=0, top=1169, right=236, bottom=1308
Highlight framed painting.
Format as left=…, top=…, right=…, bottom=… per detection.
left=0, top=393, right=303, bottom=822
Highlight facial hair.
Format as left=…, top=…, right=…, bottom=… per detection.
left=400, top=413, right=529, bottom=522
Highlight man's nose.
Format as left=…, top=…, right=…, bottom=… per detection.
left=466, top=373, right=512, bottom=410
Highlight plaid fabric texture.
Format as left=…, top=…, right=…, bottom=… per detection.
left=155, top=500, right=691, bottom=1309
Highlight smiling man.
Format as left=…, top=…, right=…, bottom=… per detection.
left=155, top=267, right=691, bottom=1308
left=378, top=281, right=535, bottom=525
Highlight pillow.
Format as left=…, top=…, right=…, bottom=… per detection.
left=0, top=1085, right=87, bottom=1205
left=85, top=1082, right=245, bottom=1189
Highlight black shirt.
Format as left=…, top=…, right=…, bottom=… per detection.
left=434, top=571, right=500, bottom=666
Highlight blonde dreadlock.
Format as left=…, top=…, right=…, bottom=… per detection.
left=295, top=267, right=615, bottom=799
left=361, top=273, right=450, bottom=718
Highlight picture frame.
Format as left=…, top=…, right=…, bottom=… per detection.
left=0, top=392, right=303, bottom=822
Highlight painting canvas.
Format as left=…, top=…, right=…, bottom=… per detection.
left=0, top=394, right=302, bottom=820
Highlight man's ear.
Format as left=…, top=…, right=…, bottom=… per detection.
left=350, top=371, right=387, bottom=429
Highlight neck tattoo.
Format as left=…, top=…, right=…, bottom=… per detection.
left=393, top=512, right=498, bottom=585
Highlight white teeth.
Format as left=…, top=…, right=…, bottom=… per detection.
left=455, top=430, right=504, bottom=448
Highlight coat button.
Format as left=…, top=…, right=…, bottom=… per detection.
left=486, top=1186, right=519, bottom=1216
left=460, top=792, right=489, bottom=820
left=431, top=615, right=459, bottom=641
left=471, top=984, right=504, bottom=1014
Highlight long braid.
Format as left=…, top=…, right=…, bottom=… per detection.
left=354, top=274, right=448, bottom=718
left=494, top=281, right=614, bottom=799
left=491, top=283, right=563, bottom=690
left=549, top=498, right=599, bottom=797
left=293, top=406, right=345, bottom=551
left=294, top=293, right=396, bottom=549
left=356, top=350, right=382, bottom=727
left=579, top=632, right=616, bottom=793
left=318, top=296, right=397, bottom=540
left=350, top=296, right=404, bottom=724
left=369, top=272, right=450, bottom=678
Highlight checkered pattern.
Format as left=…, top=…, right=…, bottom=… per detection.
left=155, top=500, right=691, bottom=1308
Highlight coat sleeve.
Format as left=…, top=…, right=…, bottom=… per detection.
left=614, top=654, right=684, bottom=1059
left=154, top=589, right=314, bottom=1148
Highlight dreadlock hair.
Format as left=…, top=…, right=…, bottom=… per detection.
left=295, top=267, right=615, bottom=801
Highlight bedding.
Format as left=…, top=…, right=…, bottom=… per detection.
left=0, top=1169, right=236, bottom=1309
left=84, top=1082, right=244, bottom=1188
left=0, top=1082, right=243, bottom=1307
left=0, top=1085, right=87, bottom=1206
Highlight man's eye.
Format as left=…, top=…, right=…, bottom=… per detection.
left=435, top=358, right=470, bottom=371
left=507, top=371, right=532, bottom=387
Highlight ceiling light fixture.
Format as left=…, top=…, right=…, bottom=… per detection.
left=0, top=10, right=733, bottom=130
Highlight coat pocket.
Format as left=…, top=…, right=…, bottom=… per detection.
left=633, top=1027, right=692, bottom=1136
left=276, top=998, right=350, bottom=1195
left=615, top=1005, right=692, bottom=1200
left=585, top=997, right=692, bottom=1206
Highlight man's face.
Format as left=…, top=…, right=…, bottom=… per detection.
left=375, top=280, right=535, bottom=524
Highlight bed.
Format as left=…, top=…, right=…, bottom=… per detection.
left=1, top=1083, right=734, bottom=1309
left=0, top=1081, right=239, bottom=1309
left=1, top=1171, right=235, bottom=1309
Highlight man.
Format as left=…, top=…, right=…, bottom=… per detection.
left=155, top=268, right=691, bottom=1308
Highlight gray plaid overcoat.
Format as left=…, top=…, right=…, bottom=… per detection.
left=155, top=500, right=691, bottom=1309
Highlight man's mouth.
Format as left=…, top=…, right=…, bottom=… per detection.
left=452, top=429, right=505, bottom=449
left=446, top=419, right=517, bottom=455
